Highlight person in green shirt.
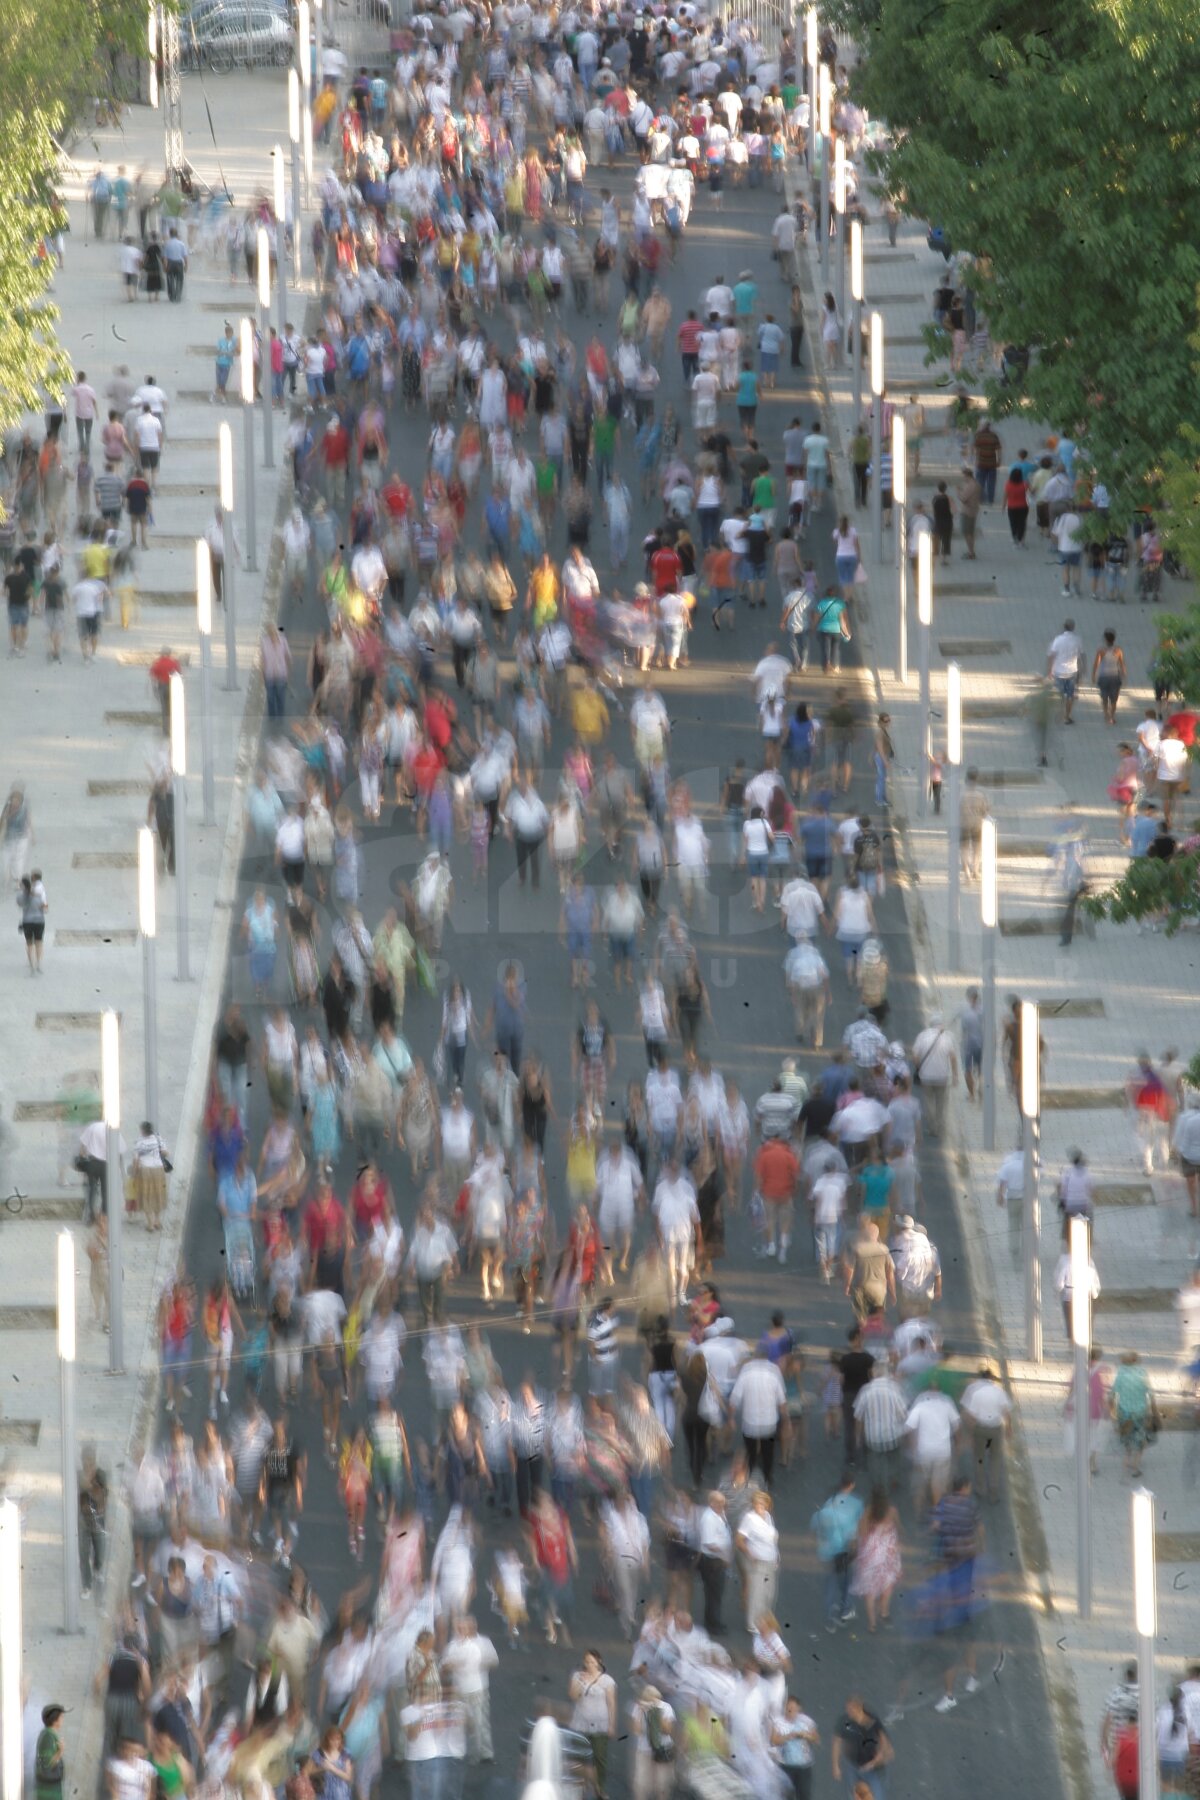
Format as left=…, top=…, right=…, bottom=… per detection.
left=592, top=410, right=618, bottom=489
left=35, top=1706, right=66, bottom=1800
left=751, top=468, right=776, bottom=524
left=908, top=1347, right=972, bottom=1404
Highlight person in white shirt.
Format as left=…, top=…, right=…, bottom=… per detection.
left=995, top=1146, right=1025, bottom=1268
left=696, top=1491, right=732, bottom=1633
left=906, top=1389, right=960, bottom=1507
left=959, top=1366, right=1012, bottom=1501
left=601, top=1490, right=650, bottom=1637
left=1046, top=619, right=1085, bottom=723
left=652, top=1157, right=700, bottom=1307
left=673, top=803, right=709, bottom=920
left=909, top=1013, right=958, bottom=1138
left=441, top=1615, right=499, bottom=1763
left=467, top=1148, right=511, bottom=1302
left=735, top=1488, right=780, bottom=1630
left=727, top=1352, right=786, bottom=1485
left=595, top=1140, right=644, bottom=1282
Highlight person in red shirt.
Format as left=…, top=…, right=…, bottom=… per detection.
left=650, top=539, right=682, bottom=596
left=1165, top=707, right=1199, bottom=747
left=425, top=690, right=455, bottom=754
left=148, top=646, right=182, bottom=735
left=320, top=413, right=351, bottom=507
left=303, top=1177, right=349, bottom=1293
left=410, top=733, right=444, bottom=836
left=677, top=310, right=704, bottom=383
left=753, top=1135, right=799, bottom=1262
left=381, top=472, right=412, bottom=519
left=350, top=1159, right=394, bottom=1240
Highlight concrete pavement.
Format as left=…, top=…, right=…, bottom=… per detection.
left=1, top=69, right=297, bottom=1772
left=798, top=166, right=1200, bottom=1800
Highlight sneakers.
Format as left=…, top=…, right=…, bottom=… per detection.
left=840, top=1608, right=856, bottom=1623
left=934, top=1694, right=957, bottom=1713
left=964, top=1675, right=980, bottom=1695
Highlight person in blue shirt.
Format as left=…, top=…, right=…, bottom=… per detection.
left=346, top=325, right=371, bottom=397
left=812, top=1470, right=864, bottom=1626
left=737, top=361, right=759, bottom=430
left=484, top=488, right=512, bottom=554
left=1128, top=802, right=1160, bottom=858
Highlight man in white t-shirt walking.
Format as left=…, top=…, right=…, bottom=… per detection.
left=1046, top=618, right=1084, bottom=723
left=910, top=1013, right=957, bottom=1139
left=653, top=1157, right=701, bottom=1307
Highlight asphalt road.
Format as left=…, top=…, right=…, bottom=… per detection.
left=173, top=159, right=1066, bottom=1800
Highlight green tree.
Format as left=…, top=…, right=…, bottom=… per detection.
left=0, top=113, right=72, bottom=433
left=0, top=0, right=165, bottom=438
left=853, top=0, right=1200, bottom=511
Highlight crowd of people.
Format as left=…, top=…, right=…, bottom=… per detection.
left=12, top=7, right=1198, bottom=1800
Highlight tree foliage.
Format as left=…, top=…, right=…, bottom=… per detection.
left=853, top=0, right=1200, bottom=508
left=1085, top=848, right=1200, bottom=936
left=0, top=0, right=162, bottom=437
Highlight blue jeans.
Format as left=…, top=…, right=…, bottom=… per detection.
left=216, top=1059, right=249, bottom=1127
left=821, top=631, right=841, bottom=671
left=266, top=679, right=287, bottom=718
left=824, top=1552, right=852, bottom=1620
left=874, top=750, right=888, bottom=806
left=975, top=466, right=996, bottom=504
left=630, top=1470, right=655, bottom=1517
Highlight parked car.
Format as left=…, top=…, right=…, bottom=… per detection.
left=182, top=2, right=293, bottom=68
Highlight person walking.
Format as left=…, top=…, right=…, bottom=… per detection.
left=910, top=1014, right=958, bottom=1138
left=1004, top=464, right=1029, bottom=544
left=1092, top=630, right=1127, bottom=725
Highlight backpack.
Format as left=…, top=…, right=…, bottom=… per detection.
left=646, top=1706, right=675, bottom=1763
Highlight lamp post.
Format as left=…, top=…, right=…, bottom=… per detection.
left=805, top=8, right=817, bottom=197
left=981, top=815, right=998, bottom=1151
left=947, top=660, right=962, bottom=972
left=893, top=413, right=907, bottom=685
left=850, top=217, right=864, bottom=424
left=298, top=0, right=313, bottom=205
left=833, top=135, right=847, bottom=330
left=289, top=71, right=303, bottom=288
left=1133, top=1488, right=1159, bottom=1800
left=217, top=427, right=238, bottom=699
left=870, top=310, right=884, bottom=565
left=170, top=674, right=189, bottom=983
left=272, top=145, right=288, bottom=339
left=314, top=0, right=324, bottom=89
left=148, top=6, right=159, bottom=108
left=1070, top=1214, right=1092, bottom=1620
left=239, top=318, right=258, bottom=574
left=57, top=1231, right=79, bottom=1635
left=196, top=543, right=217, bottom=820
left=1021, top=999, right=1042, bottom=1365
left=916, top=530, right=931, bottom=816
left=257, top=230, right=275, bottom=469
left=102, top=1010, right=124, bottom=1374
left=0, top=1498, right=22, bottom=1800
left=818, top=66, right=831, bottom=286
left=138, top=826, right=159, bottom=1128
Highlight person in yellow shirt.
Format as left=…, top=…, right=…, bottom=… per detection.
left=526, top=551, right=559, bottom=628
left=571, top=676, right=610, bottom=747
left=81, top=537, right=111, bottom=581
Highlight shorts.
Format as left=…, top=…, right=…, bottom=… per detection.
left=20, top=922, right=44, bottom=943
left=566, top=929, right=590, bottom=959
left=78, top=614, right=100, bottom=640
left=747, top=854, right=769, bottom=879
left=609, top=933, right=634, bottom=962
left=963, top=1045, right=982, bottom=1077
left=1060, top=550, right=1081, bottom=567
left=216, top=364, right=232, bottom=391
left=140, top=448, right=160, bottom=470
left=805, top=854, right=830, bottom=881
left=1180, top=1156, right=1200, bottom=1179
left=281, top=857, right=305, bottom=888
left=8, top=605, right=29, bottom=628
left=1054, top=675, right=1077, bottom=700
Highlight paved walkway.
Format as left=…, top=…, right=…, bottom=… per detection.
left=798, top=177, right=1200, bottom=1800
left=1, top=71, right=294, bottom=1752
